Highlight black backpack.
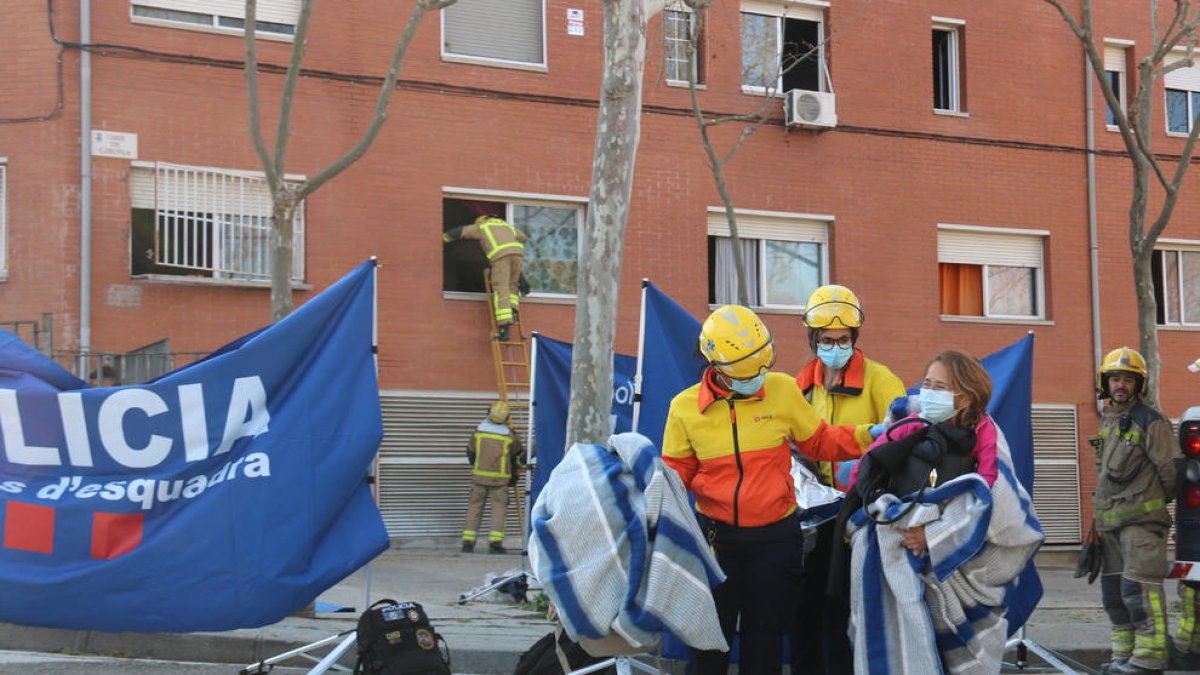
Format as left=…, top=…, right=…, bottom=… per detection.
left=354, top=599, right=451, bottom=675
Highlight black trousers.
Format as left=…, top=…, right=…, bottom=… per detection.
left=687, top=513, right=805, bottom=675
left=789, top=518, right=852, bottom=674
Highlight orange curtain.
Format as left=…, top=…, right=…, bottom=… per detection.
left=939, top=263, right=983, bottom=315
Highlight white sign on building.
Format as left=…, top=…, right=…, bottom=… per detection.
left=91, top=131, right=138, bottom=160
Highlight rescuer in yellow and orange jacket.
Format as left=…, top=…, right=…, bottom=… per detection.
left=661, top=304, right=874, bottom=675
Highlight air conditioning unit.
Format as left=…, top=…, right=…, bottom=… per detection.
left=784, top=89, right=837, bottom=129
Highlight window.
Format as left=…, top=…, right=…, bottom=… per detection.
left=129, top=162, right=305, bottom=283
left=1104, top=43, right=1130, bottom=127
left=0, top=160, right=6, bottom=282
left=740, top=1, right=827, bottom=94
left=1153, top=244, right=1200, bottom=326
left=130, top=1, right=298, bottom=37
left=707, top=210, right=828, bottom=308
left=442, top=195, right=583, bottom=296
left=665, top=5, right=704, bottom=85
left=442, top=0, right=545, bottom=67
left=938, top=226, right=1046, bottom=319
left=1165, top=52, right=1200, bottom=134
left=932, top=19, right=964, bottom=112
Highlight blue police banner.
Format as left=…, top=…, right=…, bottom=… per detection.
left=0, top=260, right=389, bottom=632
left=982, top=333, right=1036, bottom=494
left=634, top=281, right=706, bottom=446
left=530, top=335, right=637, bottom=508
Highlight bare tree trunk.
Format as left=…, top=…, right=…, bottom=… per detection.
left=244, top=0, right=454, bottom=322
left=564, top=0, right=648, bottom=447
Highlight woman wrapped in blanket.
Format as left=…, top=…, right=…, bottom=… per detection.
left=846, top=349, right=1043, bottom=675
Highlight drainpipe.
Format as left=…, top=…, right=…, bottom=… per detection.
left=1085, top=49, right=1103, bottom=413
left=79, top=0, right=92, bottom=362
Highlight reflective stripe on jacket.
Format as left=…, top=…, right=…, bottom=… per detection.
left=661, top=369, right=872, bottom=528
left=464, top=218, right=526, bottom=261
left=1095, top=400, right=1177, bottom=531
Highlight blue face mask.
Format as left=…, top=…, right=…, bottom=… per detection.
left=817, top=344, right=854, bottom=370
left=919, top=388, right=958, bottom=423
left=729, top=372, right=767, bottom=396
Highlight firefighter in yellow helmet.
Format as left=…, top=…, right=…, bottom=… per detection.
left=462, top=400, right=525, bottom=554
left=661, top=305, right=876, bottom=674
left=1093, top=347, right=1178, bottom=675
left=790, top=285, right=904, bottom=675
left=443, top=214, right=528, bottom=341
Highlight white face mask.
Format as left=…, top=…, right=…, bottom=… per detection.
left=729, top=372, right=767, bottom=396
left=918, top=388, right=957, bottom=423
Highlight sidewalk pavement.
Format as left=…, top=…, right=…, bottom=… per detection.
left=0, top=542, right=1191, bottom=674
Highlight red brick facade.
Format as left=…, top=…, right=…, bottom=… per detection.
left=3, top=1, right=1200, bottom=535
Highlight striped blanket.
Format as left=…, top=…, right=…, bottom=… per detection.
left=529, top=432, right=728, bottom=652
left=847, top=425, right=1044, bottom=674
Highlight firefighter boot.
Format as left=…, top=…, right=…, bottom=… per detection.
left=461, top=540, right=475, bottom=553
left=1119, top=577, right=1168, bottom=673
left=494, top=324, right=510, bottom=341
left=489, top=541, right=507, bottom=554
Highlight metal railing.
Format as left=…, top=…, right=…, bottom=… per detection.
left=55, top=350, right=209, bottom=386
left=0, top=314, right=54, bottom=355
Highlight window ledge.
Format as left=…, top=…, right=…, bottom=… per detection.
left=1166, top=131, right=1193, bottom=138
left=133, top=274, right=312, bottom=290
left=740, top=86, right=784, bottom=98
left=940, top=315, right=1053, bottom=326
left=1106, top=124, right=1121, bottom=133
left=667, top=80, right=707, bottom=91
left=933, top=109, right=969, bottom=118
left=441, top=53, right=548, bottom=73
left=443, top=291, right=576, bottom=305
left=1157, top=324, right=1200, bottom=331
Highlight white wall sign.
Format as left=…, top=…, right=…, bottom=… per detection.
left=91, top=130, right=138, bottom=160
left=567, top=8, right=584, bottom=36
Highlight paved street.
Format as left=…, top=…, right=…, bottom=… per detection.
left=0, top=650, right=313, bottom=674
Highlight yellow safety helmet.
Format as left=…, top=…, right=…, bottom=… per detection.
left=699, top=305, right=776, bottom=380
left=488, top=400, right=510, bottom=423
left=803, top=285, right=864, bottom=329
left=1097, top=347, right=1148, bottom=399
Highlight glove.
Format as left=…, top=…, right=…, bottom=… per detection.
left=443, top=226, right=465, bottom=244
left=869, top=423, right=886, bottom=439
left=517, top=273, right=531, bottom=296
left=835, top=460, right=859, bottom=488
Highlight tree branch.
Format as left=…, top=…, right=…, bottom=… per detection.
left=243, top=0, right=280, bottom=190
left=271, top=0, right=316, bottom=180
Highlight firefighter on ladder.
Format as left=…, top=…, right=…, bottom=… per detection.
left=443, top=215, right=527, bottom=341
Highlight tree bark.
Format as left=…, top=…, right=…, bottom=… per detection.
left=564, top=0, right=648, bottom=447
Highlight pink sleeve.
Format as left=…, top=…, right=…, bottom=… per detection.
left=848, top=416, right=924, bottom=487
left=972, top=417, right=999, bottom=487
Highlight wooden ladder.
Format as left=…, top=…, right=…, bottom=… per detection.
left=483, top=272, right=531, bottom=433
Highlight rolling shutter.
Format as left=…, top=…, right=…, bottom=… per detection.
left=1104, top=46, right=1126, bottom=74
left=1166, top=53, right=1200, bottom=91
left=442, top=0, right=544, bottom=65
left=378, top=391, right=532, bottom=539
left=1031, top=404, right=1082, bottom=544
left=938, top=229, right=1044, bottom=268
left=707, top=212, right=828, bottom=244
left=131, top=0, right=299, bottom=26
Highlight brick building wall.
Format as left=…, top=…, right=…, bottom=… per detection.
left=3, top=0, right=1200, bottom=535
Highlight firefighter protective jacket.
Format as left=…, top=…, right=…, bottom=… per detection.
left=447, top=217, right=526, bottom=261
left=467, top=419, right=523, bottom=488
left=662, top=370, right=873, bottom=528
left=1095, top=399, right=1178, bottom=532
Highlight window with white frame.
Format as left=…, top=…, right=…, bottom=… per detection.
left=442, top=194, right=582, bottom=296
left=707, top=210, right=828, bottom=308
left=740, top=1, right=827, bottom=95
left=1104, top=43, right=1130, bottom=127
left=130, top=1, right=298, bottom=37
left=938, top=226, right=1046, bottom=319
left=665, top=4, right=704, bottom=85
left=932, top=18, right=964, bottom=112
left=442, top=0, right=545, bottom=67
left=1153, top=243, right=1200, bottom=326
left=1165, top=52, right=1200, bottom=134
left=0, top=161, right=7, bottom=282
left=130, top=162, right=305, bottom=283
